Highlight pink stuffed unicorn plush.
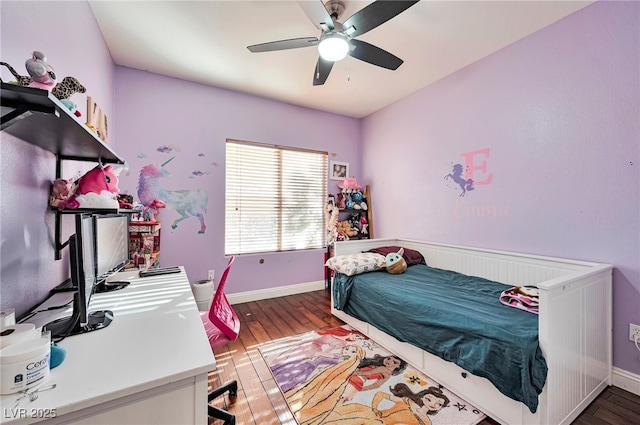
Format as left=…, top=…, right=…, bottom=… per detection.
left=57, top=164, right=121, bottom=210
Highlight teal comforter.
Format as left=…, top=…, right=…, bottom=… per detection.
left=333, top=264, right=547, bottom=413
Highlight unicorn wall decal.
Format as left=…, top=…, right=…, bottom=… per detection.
left=444, top=163, right=475, bottom=197
left=137, top=157, right=208, bottom=233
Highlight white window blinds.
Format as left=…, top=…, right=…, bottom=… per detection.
left=225, top=140, right=328, bottom=255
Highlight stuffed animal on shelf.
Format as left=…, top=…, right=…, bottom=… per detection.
left=336, top=220, right=358, bottom=240
left=49, top=178, right=76, bottom=208
left=381, top=247, right=407, bottom=274
left=25, top=51, right=57, bottom=91
left=350, top=191, right=367, bottom=210
left=56, top=164, right=121, bottom=210
left=117, top=194, right=134, bottom=209
left=51, top=76, right=86, bottom=100
left=0, top=61, right=32, bottom=86
left=2, top=55, right=85, bottom=101
left=336, top=192, right=347, bottom=209
left=360, top=216, right=368, bottom=235
left=60, top=99, right=81, bottom=117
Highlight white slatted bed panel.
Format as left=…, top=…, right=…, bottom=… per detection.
left=331, top=238, right=612, bottom=425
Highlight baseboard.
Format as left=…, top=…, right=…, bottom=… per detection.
left=227, top=280, right=326, bottom=304
left=613, top=366, right=640, bottom=396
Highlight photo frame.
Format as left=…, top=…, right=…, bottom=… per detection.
left=330, top=161, right=349, bottom=180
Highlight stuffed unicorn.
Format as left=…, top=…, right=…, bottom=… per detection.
left=56, top=164, right=121, bottom=210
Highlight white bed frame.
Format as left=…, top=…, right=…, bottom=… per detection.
left=331, top=238, right=612, bottom=425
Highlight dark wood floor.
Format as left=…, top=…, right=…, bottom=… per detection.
left=208, top=289, right=640, bottom=425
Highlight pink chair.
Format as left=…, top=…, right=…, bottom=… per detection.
left=200, top=256, right=239, bottom=425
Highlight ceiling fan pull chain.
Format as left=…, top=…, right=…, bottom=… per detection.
left=347, top=54, right=351, bottom=82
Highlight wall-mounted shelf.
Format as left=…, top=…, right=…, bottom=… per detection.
left=1, top=83, right=127, bottom=260
left=1, top=82, right=124, bottom=163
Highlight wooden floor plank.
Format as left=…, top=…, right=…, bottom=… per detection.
left=207, top=290, right=640, bottom=425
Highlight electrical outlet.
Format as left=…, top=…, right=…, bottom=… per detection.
left=208, top=269, right=215, bottom=282
left=629, top=323, right=640, bottom=342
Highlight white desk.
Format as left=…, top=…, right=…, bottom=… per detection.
left=0, top=268, right=216, bottom=424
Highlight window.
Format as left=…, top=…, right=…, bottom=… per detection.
left=225, top=140, right=328, bottom=255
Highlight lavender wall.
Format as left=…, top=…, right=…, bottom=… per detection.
left=0, top=1, right=116, bottom=317
left=361, top=1, right=639, bottom=374
left=113, top=67, right=361, bottom=291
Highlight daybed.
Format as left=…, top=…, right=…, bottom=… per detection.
left=330, top=238, right=612, bottom=425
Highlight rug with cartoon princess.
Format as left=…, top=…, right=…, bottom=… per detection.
left=259, top=325, right=486, bottom=425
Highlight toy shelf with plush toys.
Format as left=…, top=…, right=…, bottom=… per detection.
left=324, top=177, right=373, bottom=287
left=1, top=51, right=127, bottom=260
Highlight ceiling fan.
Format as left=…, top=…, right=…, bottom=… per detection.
left=247, top=0, right=419, bottom=86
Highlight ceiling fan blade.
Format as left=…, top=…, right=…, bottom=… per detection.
left=349, top=39, right=403, bottom=70
left=298, top=0, right=335, bottom=31
left=342, top=0, right=419, bottom=38
left=247, top=37, right=318, bottom=53
left=313, top=57, right=334, bottom=86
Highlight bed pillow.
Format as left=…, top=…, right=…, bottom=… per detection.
left=325, top=253, right=385, bottom=276
left=366, top=246, right=426, bottom=266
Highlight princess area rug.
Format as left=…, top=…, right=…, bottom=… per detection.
left=259, top=325, right=486, bottom=425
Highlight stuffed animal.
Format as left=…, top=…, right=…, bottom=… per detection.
left=336, top=192, right=347, bottom=209
left=381, top=247, right=408, bottom=274
left=57, top=164, right=121, bottom=210
left=52, top=76, right=86, bottom=100
left=324, top=201, right=339, bottom=244
left=25, top=51, right=57, bottom=91
left=337, top=220, right=357, bottom=240
left=360, top=216, right=368, bottom=235
left=60, top=99, right=82, bottom=117
left=117, top=194, right=134, bottom=209
left=49, top=178, right=76, bottom=208
left=0, top=61, right=32, bottom=86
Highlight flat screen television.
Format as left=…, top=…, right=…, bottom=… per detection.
left=94, top=213, right=130, bottom=292
left=43, top=214, right=113, bottom=340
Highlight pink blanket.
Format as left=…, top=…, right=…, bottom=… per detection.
left=500, top=286, right=539, bottom=314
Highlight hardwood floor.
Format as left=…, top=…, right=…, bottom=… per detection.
left=208, top=289, right=640, bottom=425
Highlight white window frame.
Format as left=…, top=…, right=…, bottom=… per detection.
left=225, top=139, right=328, bottom=255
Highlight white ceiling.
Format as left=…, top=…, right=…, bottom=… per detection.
left=89, top=0, right=593, bottom=118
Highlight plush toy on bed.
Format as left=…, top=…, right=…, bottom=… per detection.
left=381, top=247, right=408, bottom=274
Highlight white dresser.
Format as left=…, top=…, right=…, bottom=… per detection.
left=1, top=267, right=216, bottom=424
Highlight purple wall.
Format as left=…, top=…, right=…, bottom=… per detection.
left=113, top=67, right=361, bottom=291
left=361, top=1, right=640, bottom=374
left=0, top=1, right=115, bottom=317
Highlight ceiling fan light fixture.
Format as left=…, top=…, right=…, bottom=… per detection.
left=318, top=32, right=349, bottom=62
